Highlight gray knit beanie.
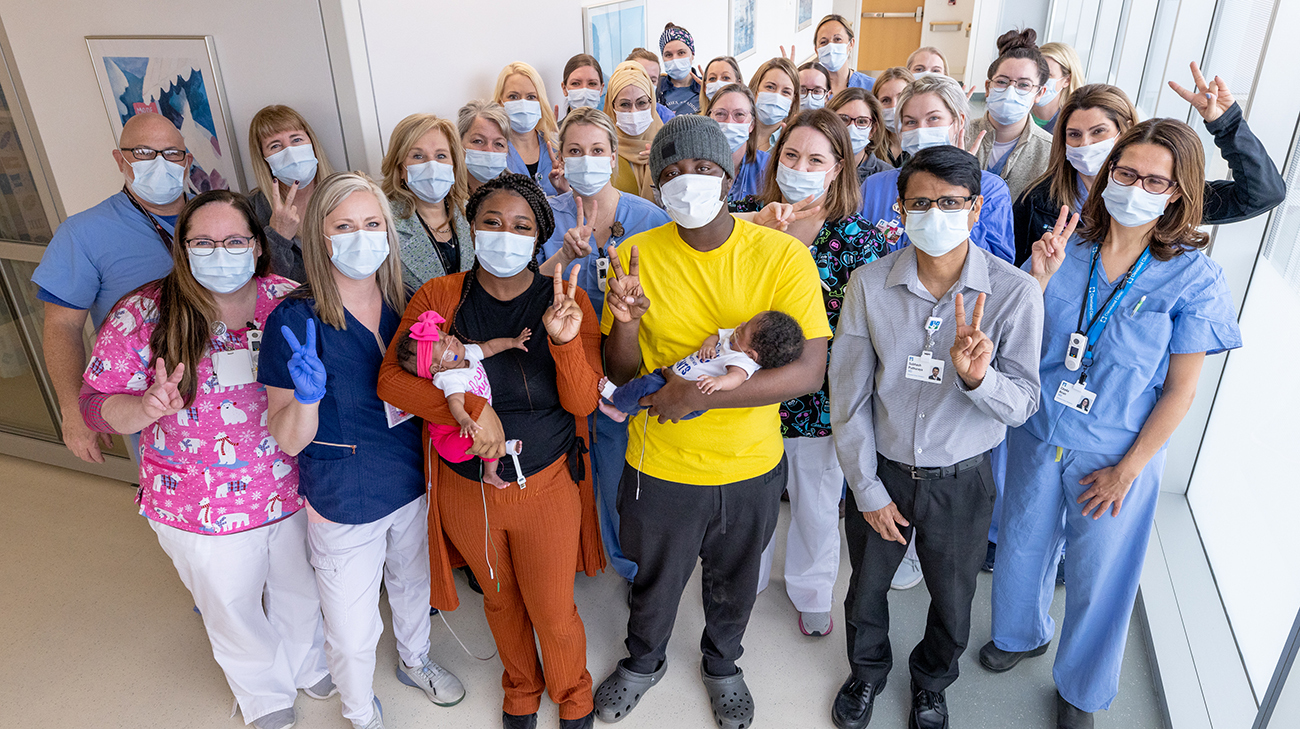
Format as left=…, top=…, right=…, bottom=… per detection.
left=649, top=114, right=735, bottom=184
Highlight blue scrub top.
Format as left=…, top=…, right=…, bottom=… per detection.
left=259, top=297, right=425, bottom=525
left=657, top=76, right=702, bottom=115
left=31, top=191, right=176, bottom=329
left=729, top=149, right=770, bottom=203
left=859, top=167, right=1017, bottom=263
left=539, top=190, right=670, bottom=315
left=506, top=129, right=559, bottom=196
left=657, top=103, right=676, bottom=122
left=846, top=71, right=875, bottom=91
left=1022, top=238, right=1242, bottom=455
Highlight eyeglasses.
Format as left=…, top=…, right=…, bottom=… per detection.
left=902, top=195, right=976, bottom=213
left=837, top=114, right=873, bottom=130
left=710, top=109, right=751, bottom=124
left=120, top=146, right=188, bottom=163
left=989, top=76, right=1040, bottom=94
left=801, top=89, right=828, bottom=101
left=1110, top=165, right=1176, bottom=195
left=186, top=235, right=255, bottom=255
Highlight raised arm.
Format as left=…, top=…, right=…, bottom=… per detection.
left=544, top=264, right=602, bottom=417
left=601, top=244, right=649, bottom=384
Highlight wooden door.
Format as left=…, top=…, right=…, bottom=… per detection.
left=858, top=0, right=924, bottom=75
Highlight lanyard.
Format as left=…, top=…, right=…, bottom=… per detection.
left=122, top=186, right=178, bottom=251
left=1075, top=243, right=1151, bottom=367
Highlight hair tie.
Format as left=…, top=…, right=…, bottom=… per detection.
left=410, top=310, right=445, bottom=377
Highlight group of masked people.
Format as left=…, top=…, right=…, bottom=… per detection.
left=33, top=13, right=1282, bottom=729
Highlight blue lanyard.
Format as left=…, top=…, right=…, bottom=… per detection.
left=1076, top=243, right=1152, bottom=366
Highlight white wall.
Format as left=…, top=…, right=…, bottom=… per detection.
left=0, top=0, right=347, bottom=217
left=919, top=0, right=975, bottom=79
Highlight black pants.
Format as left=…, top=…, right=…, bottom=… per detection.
left=843, top=453, right=996, bottom=692
left=618, top=457, right=788, bottom=677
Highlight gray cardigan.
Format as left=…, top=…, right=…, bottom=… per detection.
left=967, top=116, right=1054, bottom=203
left=394, top=205, right=474, bottom=290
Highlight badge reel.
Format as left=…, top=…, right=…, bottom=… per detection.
left=246, top=329, right=263, bottom=379
left=1065, top=332, right=1087, bottom=371
left=1057, top=333, right=1096, bottom=415
left=595, top=256, right=609, bottom=293
left=904, top=316, right=945, bottom=385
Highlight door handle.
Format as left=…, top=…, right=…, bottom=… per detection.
left=862, top=7, right=924, bottom=21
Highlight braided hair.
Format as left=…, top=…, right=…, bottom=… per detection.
left=451, top=172, right=556, bottom=342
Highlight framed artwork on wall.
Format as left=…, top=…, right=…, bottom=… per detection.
left=797, top=0, right=814, bottom=30
left=583, top=0, right=647, bottom=82
left=85, top=35, right=243, bottom=194
left=731, top=0, right=757, bottom=60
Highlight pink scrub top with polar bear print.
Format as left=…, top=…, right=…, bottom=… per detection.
left=85, top=275, right=303, bottom=535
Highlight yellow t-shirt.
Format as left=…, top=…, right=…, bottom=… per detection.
left=601, top=217, right=832, bottom=484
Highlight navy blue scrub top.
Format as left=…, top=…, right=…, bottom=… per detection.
left=260, top=296, right=425, bottom=525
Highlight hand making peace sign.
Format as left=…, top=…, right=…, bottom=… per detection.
left=752, top=195, right=823, bottom=232
left=555, top=196, right=598, bottom=274
left=140, top=358, right=186, bottom=421
left=950, top=292, right=992, bottom=389
left=543, top=263, right=584, bottom=344
left=280, top=318, right=328, bottom=404
left=545, top=141, right=571, bottom=194
left=605, top=244, right=650, bottom=323
left=1168, top=62, right=1233, bottom=124
left=269, top=180, right=302, bottom=240
left=1031, top=205, right=1080, bottom=291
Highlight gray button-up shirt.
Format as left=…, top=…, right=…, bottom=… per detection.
left=830, top=244, right=1044, bottom=512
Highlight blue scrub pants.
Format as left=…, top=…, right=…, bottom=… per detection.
left=591, top=410, right=636, bottom=580
left=990, top=426, right=1164, bottom=713
left=987, top=439, right=1007, bottom=543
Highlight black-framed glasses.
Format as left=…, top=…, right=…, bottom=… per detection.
left=801, top=89, right=828, bottom=101
left=120, top=146, right=188, bottom=163
left=1110, top=165, right=1176, bottom=195
left=989, top=76, right=1039, bottom=94
left=837, top=114, right=873, bottom=130
left=186, top=236, right=255, bottom=255
left=902, top=195, right=976, bottom=213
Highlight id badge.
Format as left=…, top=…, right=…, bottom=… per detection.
left=905, top=352, right=945, bottom=384
left=247, top=330, right=263, bottom=378
left=596, top=257, right=609, bottom=293
left=383, top=401, right=415, bottom=428
left=1053, top=379, right=1097, bottom=414
left=212, top=349, right=256, bottom=387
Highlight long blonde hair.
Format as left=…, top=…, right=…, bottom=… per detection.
left=295, top=172, right=407, bottom=330
left=248, top=105, right=335, bottom=200
left=381, top=114, right=468, bottom=220
left=1040, top=42, right=1087, bottom=107
left=493, top=62, right=558, bottom=145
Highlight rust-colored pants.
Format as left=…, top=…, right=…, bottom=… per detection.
left=437, top=456, right=593, bottom=719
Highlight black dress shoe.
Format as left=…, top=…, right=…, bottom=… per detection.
left=559, top=711, right=595, bottom=729
left=831, top=675, right=885, bottom=729
left=1056, top=692, right=1094, bottom=729
left=502, top=710, right=537, bottom=729
left=909, top=684, right=948, bottom=729
left=983, top=541, right=997, bottom=572
left=462, top=565, right=484, bottom=595
left=978, top=639, right=1050, bottom=672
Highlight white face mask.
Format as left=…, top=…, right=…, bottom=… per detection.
left=1035, top=78, right=1060, bottom=108
left=474, top=230, right=535, bottom=278
left=503, top=99, right=542, bottom=134
left=329, top=230, right=390, bottom=280
left=848, top=124, right=873, bottom=155
left=188, top=248, right=255, bottom=294
left=405, top=160, right=456, bottom=203
left=616, top=109, right=653, bottom=136
left=817, top=43, right=849, bottom=72
left=663, top=57, right=692, bottom=81
left=659, top=174, right=725, bottom=229
left=705, top=81, right=727, bottom=99
left=563, top=155, right=614, bottom=197
left=900, top=125, right=953, bottom=155
left=265, top=143, right=318, bottom=187
left=986, top=87, right=1036, bottom=126
left=882, top=107, right=896, bottom=130
left=720, top=122, right=751, bottom=152
left=775, top=162, right=830, bottom=204
left=913, top=71, right=942, bottom=80
left=906, top=208, right=971, bottom=257
left=127, top=157, right=186, bottom=206
left=1102, top=181, right=1171, bottom=228
left=465, top=149, right=508, bottom=182
left=1064, top=137, right=1116, bottom=178
left=566, top=88, right=602, bottom=109
left=755, top=92, right=792, bottom=126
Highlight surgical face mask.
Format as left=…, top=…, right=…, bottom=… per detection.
left=900, top=125, right=953, bottom=155
left=706, top=81, right=726, bottom=99
left=1102, top=181, right=1171, bottom=228
left=914, top=71, right=941, bottom=80
left=563, top=155, right=613, bottom=197
left=986, top=87, right=1036, bottom=126
left=474, top=230, right=535, bottom=278
left=881, top=107, right=896, bottom=129
left=663, top=57, right=692, bottom=81
left=817, top=43, right=849, bottom=72
left=755, top=92, right=792, bottom=126
left=776, top=162, right=830, bottom=204
left=720, top=122, right=751, bottom=152
left=405, top=160, right=455, bottom=204
left=264, top=143, right=318, bottom=187
left=1064, top=137, right=1116, bottom=178
left=188, top=248, right=255, bottom=294
left=127, top=157, right=186, bottom=206
left=659, top=174, right=725, bottom=229
left=503, top=99, right=542, bottom=134
left=906, top=208, right=971, bottom=257
left=848, top=124, right=873, bottom=155
left=616, top=109, right=652, bottom=136
left=329, top=230, right=390, bottom=280
left=801, top=92, right=827, bottom=111
left=1035, top=78, right=1060, bottom=108
left=566, top=88, right=602, bottom=109
left=465, top=149, right=507, bottom=182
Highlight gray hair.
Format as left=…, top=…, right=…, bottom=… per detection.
left=896, top=75, right=970, bottom=136
left=456, top=99, right=510, bottom=141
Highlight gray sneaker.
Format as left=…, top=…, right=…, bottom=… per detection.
left=354, top=697, right=383, bottom=729
left=252, top=707, right=296, bottom=729
left=397, top=656, right=466, bottom=706
left=304, top=673, right=338, bottom=699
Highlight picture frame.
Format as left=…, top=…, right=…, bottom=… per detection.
left=797, top=0, right=814, bottom=31
left=731, top=0, right=757, bottom=60
left=85, top=35, right=244, bottom=194
left=583, top=0, right=647, bottom=83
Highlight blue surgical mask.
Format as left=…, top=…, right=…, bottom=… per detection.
left=465, top=149, right=508, bottom=182
left=848, top=124, right=873, bottom=155
left=801, top=92, right=827, bottom=111
left=566, top=88, right=602, bottom=109
left=882, top=108, right=896, bottom=130
left=817, top=43, right=849, bottom=72
left=906, top=208, right=970, bottom=257
left=503, top=99, right=542, bottom=134
left=663, top=57, right=692, bottom=81
left=775, top=162, right=830, bottom=204
left=127, top=156, right=186, bottom=206
left=706, top=81, right=726, bottom=99
left=900, top=125, right=953, bottom=155
left=188, top=248, right=255, bottom=294
left=264, top=143, right=318, bottom=187
left=329, top=230, right=390, bottom=279
left=756, top=92, right=792, bottom=126
left=1064, top=137, right=1116, bottom=178
left=405, top=160, right=455, bottom=203
left=1035, top=78, right=1060, bottom=108
left=1102, top=181, right=1171, bottom=228
left=563, top=155, right=613, bottom=197
left=720, top=122, right=751, bottom=152
left=986, top=87, right=1035, bottom=126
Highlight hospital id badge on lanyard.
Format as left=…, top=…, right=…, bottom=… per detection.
left=905, top=315, right=945, bottom=384
left=1060, top=244, right=1152, bottom=413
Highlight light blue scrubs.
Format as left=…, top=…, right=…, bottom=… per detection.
left=992, top=237, right=1242, bottom=712
left=729, top=149, right=770, bottom=203
left=506, top=129, right=559, bottom=196
left=540, top=189, right=671, bottom=581
left=846, top=71, right=875, bottom=91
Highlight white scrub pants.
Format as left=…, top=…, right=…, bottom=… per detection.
left=151, top=510, right=328, bottom=724
left=990, top=427, right=1164, bottom=713
left=307, top=495, right=432, bottom=726
left=757, top=436, right=843, bottom=612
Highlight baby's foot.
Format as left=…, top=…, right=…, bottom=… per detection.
left=598, top=376, right=618, bottom=402
left=483, top=463, right=511, bottom=489
left=598, top=400, right=628, bottom=423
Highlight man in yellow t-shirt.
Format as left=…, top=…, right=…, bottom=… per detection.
left=594, top=113, right=831, bottom=727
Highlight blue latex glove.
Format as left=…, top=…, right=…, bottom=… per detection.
left=281, top=318, right=327, bottom=404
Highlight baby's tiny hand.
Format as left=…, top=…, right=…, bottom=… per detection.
left=512, top=328, right=532, bottom=351
left=697, top=344, right=714, bottom=361
left=697, top=376, right=720, bottom=395
left=459, top=421, right=482, bottom=439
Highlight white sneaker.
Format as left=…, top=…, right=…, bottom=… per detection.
left=891, top=554, right=924, bottom=590
left=252, top=707, right=296, bottom=729
left=353, top=697, right=383, bottom=729
left=397, top=656, right=466, bottom=706
left=303, top=673, right=338, bottom=700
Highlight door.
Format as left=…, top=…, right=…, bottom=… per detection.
left=858, top=0, right=924, bottom=74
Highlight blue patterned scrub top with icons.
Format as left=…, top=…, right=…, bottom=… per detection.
left=729, top=199, right=889, bottom=438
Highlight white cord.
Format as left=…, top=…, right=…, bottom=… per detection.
left=437, top=609, right=498, bottom=661
left=480, top=467, right=499, bottom=582
left=635, top=410, right=649, bottom=499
